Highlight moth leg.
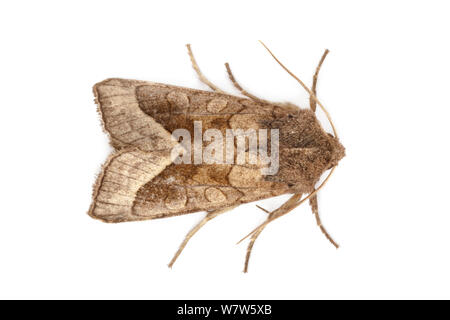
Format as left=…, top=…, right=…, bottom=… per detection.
left=244, top=218, right=268, bottom=273
left=186, top=44, right=225, bottom=93
left=309, top=49, right=329, bottom=112
left=168, top=205, right=238, bottom=268
left=309, top=192, right=339, bottom=248
left=243, top=193, right=304, bottom=272
left=244, top=193, right=338, bottom=273
left=255, top=205, right=270, bottom=213
left=224, top=63, right=272, bottom=105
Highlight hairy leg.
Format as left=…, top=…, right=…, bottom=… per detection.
left=168, top=205, right=237, bottom=268
left=241, top=193, right=303, bottom=272
left=225, top=62, right=271, bottom=105
left=186, top=44, right=225, bottom=93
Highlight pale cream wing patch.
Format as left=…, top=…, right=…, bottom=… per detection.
left=89, top=148, right=177, bottom=223
left=91, top=78, right=184, bottom=222
left=93, top=78, right=177, bottom=151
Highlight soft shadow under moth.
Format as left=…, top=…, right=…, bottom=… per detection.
left=88, top=42, right=345, bottom=272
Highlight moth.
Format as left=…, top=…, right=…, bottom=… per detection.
left=88, top=43, right=345, bottom=272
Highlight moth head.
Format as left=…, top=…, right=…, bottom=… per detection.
left=326, top=132, right=345, bottom=169
left=265, top=109, right=345, bottom=193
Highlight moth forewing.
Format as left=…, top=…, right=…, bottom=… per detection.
left=89, top=44, right=345, bottom=271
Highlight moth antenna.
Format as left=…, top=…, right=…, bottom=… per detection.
left=313, top=203, right=339, bottom=248
left=240, top=45, right=340, bottom=269
left=258, top=41, right=338, bottom=139
left=237, top=167, right=336, bottom=244
left=310, top=49, right=329, bottom=112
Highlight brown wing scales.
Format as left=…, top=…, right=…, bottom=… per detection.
left=90, top=78, right=291, bottom=222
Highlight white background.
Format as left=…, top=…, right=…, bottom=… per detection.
left=1, top=1, right=449, bottom=299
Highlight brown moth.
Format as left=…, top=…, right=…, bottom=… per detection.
left=88, top=43, right=345, bottom=272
